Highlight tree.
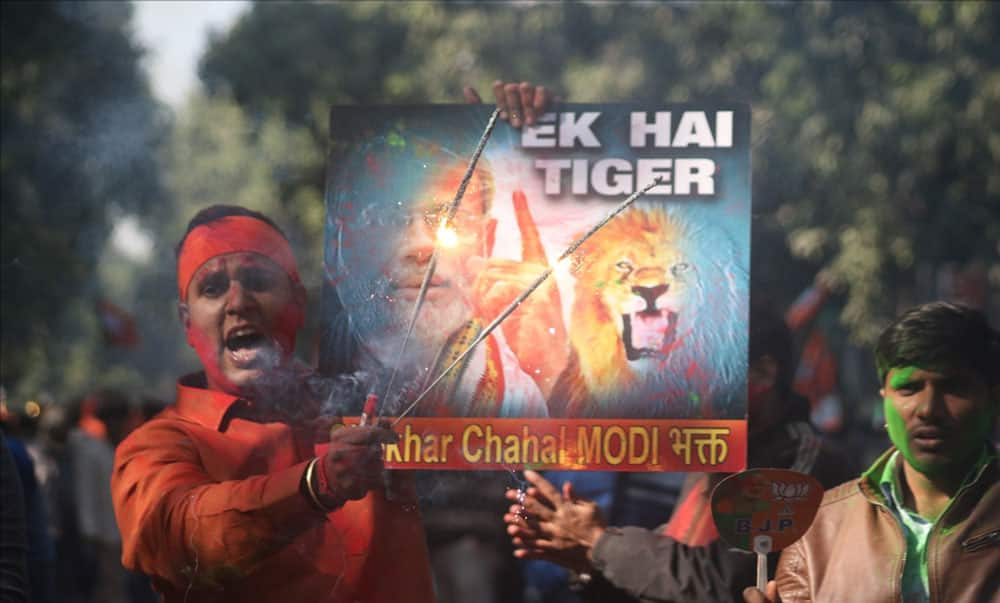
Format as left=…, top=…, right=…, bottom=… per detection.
left=198, top=1, right=999, bottom=344
left=1, top=1, right=167, bottom=401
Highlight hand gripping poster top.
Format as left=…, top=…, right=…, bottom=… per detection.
left=320, top=103, right=750, bottom=472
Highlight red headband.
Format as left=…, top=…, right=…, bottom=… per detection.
left=177, top=216, right=300, bottom=301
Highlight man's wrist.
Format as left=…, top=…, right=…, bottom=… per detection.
left=588, top=525, right=623, bottom=569
left=302, top=457, right=342, bottom=513
left=585, top=526, right=606, bottom=562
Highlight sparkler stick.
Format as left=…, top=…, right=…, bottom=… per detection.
left=358, top=393, right=378, bottom=426
left=392, top=176, right=665, bottom=425
left=379, top=108, right=502, bottom=414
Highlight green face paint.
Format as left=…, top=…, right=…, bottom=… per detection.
left=884, top=365, right=995, bottom=477
left=884, top=365, right=920, bottom=469
left=883, top=395, right=926, bottom=471
left=889, top=365, right=918, bottom=391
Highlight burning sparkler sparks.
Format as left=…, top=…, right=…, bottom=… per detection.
left=506, top=469, right=530, bottom=521
left=516, top=485, right=528, bottom=521
left=436, top=220, right=459, bottom=248
left=392, top=177, right=665, bottom=425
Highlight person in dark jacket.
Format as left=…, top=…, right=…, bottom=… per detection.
left=1, top=430, right=30, bottom=603
left=504, top=299, right=857, bottom=603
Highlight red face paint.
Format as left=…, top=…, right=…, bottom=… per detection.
left=271, top=298, right=304, bottom=355
left=186, top=320, right=239, bottom=394
left=179, top=218, right=304, bottom=395
left=186, top=297, right=302, bottom=395
left=178, top=216, right=300, bottom=302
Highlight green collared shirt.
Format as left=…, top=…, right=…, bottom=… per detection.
left=876, top=448, right=991, bottom=603
left=878, top=452, right=932, bottom=602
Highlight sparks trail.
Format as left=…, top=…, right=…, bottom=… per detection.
left=392, top=177, right=665, bottom=425
left=379, top=108, right=502, bottom=415
left=507, top=469, right=529, bottom=521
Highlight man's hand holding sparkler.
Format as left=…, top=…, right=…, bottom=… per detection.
left=464, top=80, right=552, bottom=128
left=503, top=470, right=606, bottom=573
left=466, top=191, right=570, bottom=400
left=310, top=424, right=398, bottom=510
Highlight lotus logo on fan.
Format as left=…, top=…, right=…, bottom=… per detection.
left=772, top=482, right=810, bottom=502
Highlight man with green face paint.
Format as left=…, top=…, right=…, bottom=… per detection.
left=744, top=302, right=999, bottom=603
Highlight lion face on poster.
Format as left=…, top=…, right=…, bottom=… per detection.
left=563, top=206, right=746, bottom=418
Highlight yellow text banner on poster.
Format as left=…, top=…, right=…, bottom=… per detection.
left=342, top=417, right=747, bottom=472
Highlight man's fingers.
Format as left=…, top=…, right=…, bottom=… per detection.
left=373, top=426, right=400, bottom=445
left=505, top=83, right=523, bottom=128
left=507, top=503, right=534, bottom=520
left=332, top=446, right=384, bottom=472
left=519, top=82, right=536, bottom=126
left=524, top=498, right=555, bottom=520
left=510, top=522, right=541, bottom=538
left=741, top=583, right=780, bottom=603
left=504, top=512, right=538, bottom=530
left=524, top=470, right=562, bottom=505
left=512, top=548, right=548, bottom=560
left=329, top=427, right=381, bottom=445
left=463, top=86, right=482, bottom=104
left=330, top=425, right=397, bottom=446
left=512, top=190, right=547, bottom=264
left=533, top=86, right=550, bottom=116
left=531, top=537, right=559, bottom=549
left=507, top=501, right=526, bottom=515
left=310, top=416, right=338, bottom=443
left=507, top=523, right=541, bottom=541
left=507, top=492, right=553, bottom=520
left=505, top=488, right=544, bottom=509
left=512, top=535, right=550, bottom=552
left=490, top=80, right=554, bottom=127
left=492, top=80, right=507, bottom=119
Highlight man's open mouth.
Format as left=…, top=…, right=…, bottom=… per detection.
left=622, top=308, right=679, bottom=361
left=225, top=329, right=275, bottom=368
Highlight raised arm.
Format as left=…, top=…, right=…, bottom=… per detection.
left=506, top=470, right=754, bottom=602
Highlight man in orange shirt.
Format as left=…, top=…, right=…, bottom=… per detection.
left=112, top=205, right=434, bottom=602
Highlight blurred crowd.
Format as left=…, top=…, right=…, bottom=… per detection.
left=1, top=390, right=165, bottom=603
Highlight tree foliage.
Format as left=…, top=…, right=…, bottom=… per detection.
left=3, top=1, right=998, bottom=406
left=1, top=1, right=166, bottom=400
left=200, top=1, right=1000, bottom=344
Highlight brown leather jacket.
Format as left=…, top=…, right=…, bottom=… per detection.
left=776, top=447, right=1000, bottom=603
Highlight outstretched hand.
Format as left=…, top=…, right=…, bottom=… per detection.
left=466, top=190, right=569, bottom=398
left=464, top=80, right=552, bottom=128
left=502, top=470, right=605, bottom=573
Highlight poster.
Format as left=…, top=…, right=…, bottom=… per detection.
left=320, top=104, right=750, bottom=472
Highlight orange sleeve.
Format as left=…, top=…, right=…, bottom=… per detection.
left=111, top=421, right=325, bottom=589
